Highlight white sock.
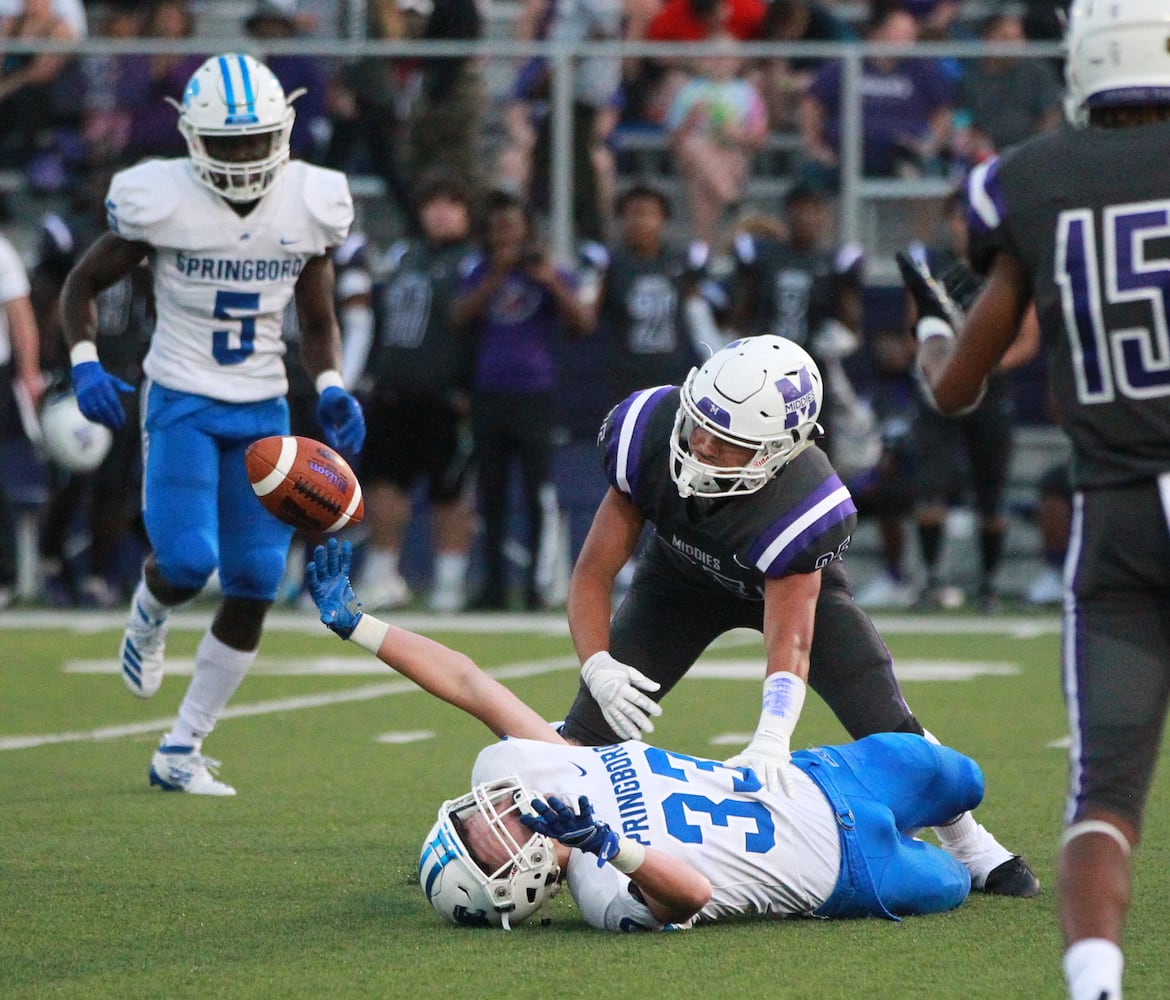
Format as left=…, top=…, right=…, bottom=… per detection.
left=172, top=631, right=256, bottom=746
left=1064, top=938, right=1123, bottom=1000
left=361, top=547, right=399, bottom=584
left=433, top=552, right=468, bottom=590
left=132, top=577, right=170, bottom=622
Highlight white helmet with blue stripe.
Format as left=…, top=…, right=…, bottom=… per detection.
left=173, top=52, right=297, bottom=202
left=418, top=777, right=561, bottom=930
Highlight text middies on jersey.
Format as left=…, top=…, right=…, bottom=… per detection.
left=173, top=251, right=305, bottom=283
left=671, top=534, right=721, bottom=571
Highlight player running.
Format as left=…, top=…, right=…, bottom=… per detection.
left=59, top=53, right=365, bottom=795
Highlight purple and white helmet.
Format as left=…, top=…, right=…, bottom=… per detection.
left=670, top=335, right=824, bottom=498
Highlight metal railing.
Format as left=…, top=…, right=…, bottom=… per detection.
left=8, top=36, right=1066, bottom=262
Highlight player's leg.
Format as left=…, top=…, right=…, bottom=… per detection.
left=1059, top=484, right=1170, bottom=1000
left=561, top=546, right=746, bottom=744
left=963, top=393, right=1013, bottom=608
left=149, top=398, right=292, bottom=796
left=809, top=560, right=1038, bottom=895
left=469, top=392, right=511, bottom=610
left=815, top=734, right=985, bottom=831
left=424, top=401, right=474, bottom=613
left=513, top=391, right=554, bottom=611
left=121, top=386, right=217, bottom=698
left=872, top=828, right=972, bottom=917
left=355, top=394, right=416, bottom=610
left=807, top=560, right=919, bottom=737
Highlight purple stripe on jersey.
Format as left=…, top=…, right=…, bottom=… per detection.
left=603, top=385, right=675, bottom=498
left=966, top=156, right=1004, bottom=239
left=747, top=473, right=857, bottom=576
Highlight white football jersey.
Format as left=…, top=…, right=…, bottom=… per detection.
left=471, top=738, right=841, bottom=931
left=105, top=158, right=353, bottom=402
left=0, top=233, right=30, bottom=366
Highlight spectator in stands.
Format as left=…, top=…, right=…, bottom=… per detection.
left=245, top=0, right=330, bottom=162
left=0, top=0, right=77, bottom=168
left=629, top=0, right=765, bottom=125
left=526, top=0, right=623, bottom=245
left=403, top=0, right=486, bottom=200
left=750, top=0, right=855, bottom=131
left=113, top=0, right=203, bottom=165
left=903, top=190, right=1039, bottom=611
left=799, top=5, right=953, bottom=184
left=354, top=173, right=477, bottom=613
left=450, top=190, right=594, bottom=610
left=81, top=1, right=145, bottom=169
left=325, top=0, right=416, bottom=232
left=0, top=228, right=43, bottom=609
left=955, top=10, right=1062, bottom=155
left=665, top=36, right=768, bottom=245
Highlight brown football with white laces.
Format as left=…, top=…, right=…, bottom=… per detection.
left=245, top=435, right=364, bottom=533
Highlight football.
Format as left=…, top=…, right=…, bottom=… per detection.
left=245, top=435, right=364, bottom=534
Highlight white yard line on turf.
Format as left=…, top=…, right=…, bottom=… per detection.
left=0, top=655, right=580, bottom=752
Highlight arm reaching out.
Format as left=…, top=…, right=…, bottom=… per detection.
left=305, top=538, right=562, bottom=743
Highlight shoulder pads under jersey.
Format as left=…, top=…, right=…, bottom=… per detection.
left=301, top=164, right=355, bottom=248
left=105, top=160, right=184, bottom=240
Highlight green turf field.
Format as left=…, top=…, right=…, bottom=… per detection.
left=2, top=607, right=1167, bottom=999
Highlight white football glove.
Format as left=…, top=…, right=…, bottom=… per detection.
left=581, top=651, right=663, bottom=741
left=723, top=673, right=807, bottom=798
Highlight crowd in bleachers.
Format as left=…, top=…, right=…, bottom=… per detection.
left=0, top=0, right=1074, bottom=613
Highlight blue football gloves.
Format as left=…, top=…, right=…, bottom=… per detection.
left=305, top=538, right=363, bottom=639
left=521, top=795, right=621, bottom=868
left=72, top=359, right=134, bottom=429
left=317, top=386, right=366, bottom=459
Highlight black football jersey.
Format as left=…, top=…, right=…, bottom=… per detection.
left=599, top=386, right=857, bottom=598
left=598, top=242, right=702, bottom=403
left=967, top=121, right=1170, bottom=488
left=731, top=234, right=837, bottom=346
left=371, top=238, right=475, bottom=394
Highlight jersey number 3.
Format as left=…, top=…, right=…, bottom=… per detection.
left=1057, top=203, right=1170, bottom=404
left=213, top=290, right=259, bottom=365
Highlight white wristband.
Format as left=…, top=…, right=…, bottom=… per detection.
left=70, top=341, right=99, bottom=366
left=348, top=613, right=389, bottom=656
left=915, top=316, right=955, bottom=345
left=609, top=836, right=647, bottom=874
left=315, top=369, right=345, bottom=395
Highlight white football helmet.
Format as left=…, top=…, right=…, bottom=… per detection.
left=418, top=777, right=561, bottom=930
left=171, top=53, right=296, bottom=202
left=1064, top=0, right=1170, bottom=125
left=670, top=335, right=823, bottom=498
left=39, top=392, right=113, bottom=473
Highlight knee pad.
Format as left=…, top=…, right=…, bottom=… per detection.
left=220, top=543, right=286, bottom=601
left=154, top=529, right=217, bottom=591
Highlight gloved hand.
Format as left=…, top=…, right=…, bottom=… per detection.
left=895, top=251, right=966, bottom=332
left=317, top=386, right=366, bottom=458
left=581, top=651, right=662, bottom=741
left=724, top=672, right=807, bottom=798
left=72, top=359, right=134, bottom=429
left=521, top=794, right=621, bottom=868
left=305, top=537, right=363, bottom=639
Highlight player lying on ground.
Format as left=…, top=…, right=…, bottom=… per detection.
left=306, top=538, right=986, bottom=930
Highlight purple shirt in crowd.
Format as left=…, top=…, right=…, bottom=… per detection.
left=808, top=57, right=952, bottom=176
left=459, top=255, right=577, bottom=393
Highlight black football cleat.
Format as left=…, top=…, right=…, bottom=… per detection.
left=981, top=856, right=1040, bottom=898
